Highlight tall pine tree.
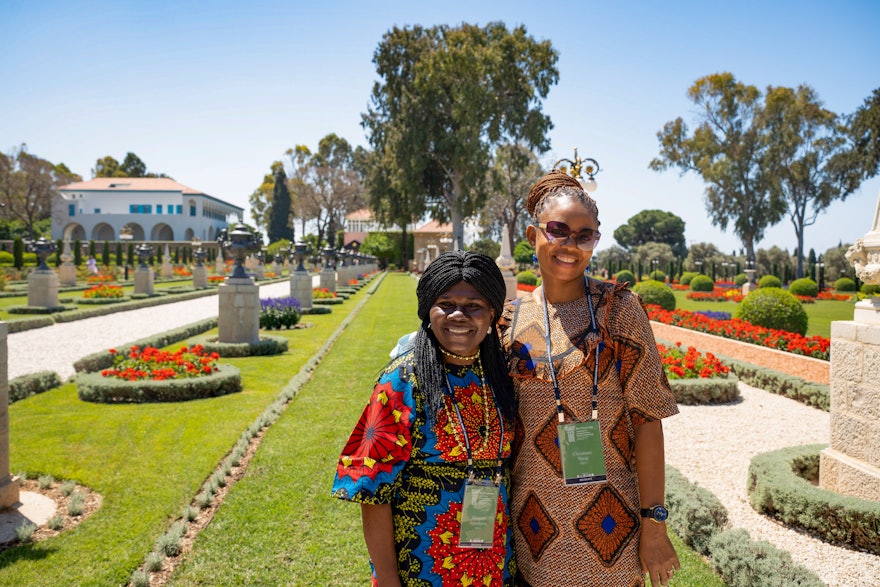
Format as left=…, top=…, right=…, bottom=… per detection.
left=267, top=166, right=294, bottom=243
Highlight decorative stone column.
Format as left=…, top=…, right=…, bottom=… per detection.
left=821, top=188, right=880, bottom=500
left=133, top=243, right=155, bottom=296
left=319, top=247, right=337, bottom=293
left=160, top=244, right=173, bottom=278
left=495, top=225, right=519, bottom=301
left=217, top=223, right=261, bottom=344
left=192, top=244, right=208, bottom=289
left=289, top=240, right=313, bottom=310
left=58, top=241, right=77, bottom=286
left=26, top=237, right=59, bottom=308
left=0, top=322, right=19, bottom=508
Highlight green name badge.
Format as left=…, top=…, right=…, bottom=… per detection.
left=459, top=481, right=500, bottom=549
left=558, top=420, right=607, bottom=486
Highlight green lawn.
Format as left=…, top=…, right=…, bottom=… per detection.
left=672, top=290, right=855, bottom=338
left=1, top=281, right=371, bottom=585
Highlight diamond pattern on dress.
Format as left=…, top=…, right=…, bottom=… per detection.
left=608, top=409, right=633, bottom=470
left=575, top=485, right=639, bottom=566
left=533, top=407, right=574, bottom=476
left=517, top=491, right=558, bottom=561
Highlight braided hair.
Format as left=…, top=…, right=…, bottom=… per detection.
left=413, top=250, right=515, bottom=422
left=527, top=169, right=599, bottom=223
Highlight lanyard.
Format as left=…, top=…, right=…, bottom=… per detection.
left=540, top=277, right=601, bottom=422
left=443, top=366, right=507, bottom=486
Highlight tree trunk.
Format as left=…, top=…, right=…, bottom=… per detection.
left=450, top=172, right=464, bottom=251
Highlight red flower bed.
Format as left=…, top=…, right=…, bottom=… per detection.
left=645, top=304, right=829, bottom=360
left=83, top=284, right=124, bottom=299
left=313, top=287, right=337, bottom=299
left=818, top=292, right=853, bottom=301
left=657, top=342, right=730, bottom=379
left=87, top=273, right=114, bottom=283
left=685, top=288, right=743, bottom=303
left=794, top=295, right=815, bottom=304
left=102, top=344, right=220, bottom=381
left=517, top=283, right=537, bottom=292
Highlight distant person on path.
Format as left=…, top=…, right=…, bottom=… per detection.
left=87, top=255, right=98, bottom=274
left=498, top=170, right=680, bottom=586
left=332, top=251, right=518, bottom=586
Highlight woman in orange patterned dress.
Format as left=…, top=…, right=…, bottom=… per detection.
left=498, top=171, right=681, bottom=586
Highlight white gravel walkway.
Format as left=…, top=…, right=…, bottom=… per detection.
left=664, top=382, right=880, bottom=587
left=5, top=280, right=296, bottom=381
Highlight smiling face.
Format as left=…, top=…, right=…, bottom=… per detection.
left=527, top=195, right=600, bottom=293
left=428, top=281, right=494, bottom=365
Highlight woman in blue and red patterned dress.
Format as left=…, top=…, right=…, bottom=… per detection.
left=332, top=251, right=517, bottom=586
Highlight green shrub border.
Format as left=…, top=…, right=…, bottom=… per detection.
left=748, top=444, right=880, bottom=555
left=313, top=297, right=344, bottom=305
left=76, top=297, right=131, bottom=305
left=76, top=363, right=242, bottom=403
left=668, top=373, right=740, bottom=405
left=8, top=371, right=63, bottom=404
left=666, top=464, right=823, bottom=586
left=193, top=334, right=289, bottom=358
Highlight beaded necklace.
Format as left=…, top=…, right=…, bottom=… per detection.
left=443, top=356, right=492, bottom=454
left=438, top=346, right=480, bottom=362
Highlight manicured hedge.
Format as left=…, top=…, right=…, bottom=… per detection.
left=76, top=363, right=241, bottom=403
left=632, top=279, right=676, bottom=311
left=196, top=334, right=288, bottom=358
left=8, top=371, right=63, bottom=404
left=668, top=373, right=740, bottom=405
left=748, top=444, right=880, bottom=555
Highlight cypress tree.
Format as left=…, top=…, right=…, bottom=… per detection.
left=13, top=237, right=23, bottom=269
left=102, top=241, right=111, bottom=266
left=267, top=166, right=294, bottom=243
left=74, top=239, right=83, bottom=266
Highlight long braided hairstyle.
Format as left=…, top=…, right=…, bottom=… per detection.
left=413, top=250, right=515, bottom=422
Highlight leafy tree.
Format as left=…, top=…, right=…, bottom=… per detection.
left=612, top=209, right=687, bottom=257
left=650, top=72, right=785, bottom=260
left=286, top=135, right=363, bottom=250
left=248, top=163, right=279, bottom=232
left=0, top=144, right=80, bottom=238
left=361, top=232, right=400, bottom=268
left=822, top=243, right=853, bottom=283
left=762, top=84, right=860, bottom=277
left=93, top=152, right=166, bottom=178
left=121, top=152, right=148, bottom=177
left=513, top=239, right=535, bottom=267
left=482, top=143, right=545, bottom=254
left=755, top=245, right=794, bottom=279
left=267, top=164, right=294, bottom=243
left=632, top=242, right=675, bottom=275
left=834, top=87, right=880, bottom=183
left=92, top=155, right=124, bottom=177
left=363, top=22, right=559, bottom=249
left=591, top=244, right=631, bottom=273
left=467, top=237, right=501, bottom=260
left=684, top=242, right=725, bottom=273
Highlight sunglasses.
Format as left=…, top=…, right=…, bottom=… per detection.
left=535, top=221, right=601, bottom=251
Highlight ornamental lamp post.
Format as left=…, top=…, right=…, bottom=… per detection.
left=119, top=225, right=134, bottom=279
left=552, top=147, right=601, bottom=193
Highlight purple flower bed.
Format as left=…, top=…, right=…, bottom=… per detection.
left=695, top=310, right=732, bottom=321
left=260, top=296, right=302, bottom=329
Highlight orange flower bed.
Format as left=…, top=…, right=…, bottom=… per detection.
left=101, top=345, right=220, bottom=381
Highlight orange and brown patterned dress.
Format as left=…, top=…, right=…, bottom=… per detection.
left=498, top=278, right=678, bottom=586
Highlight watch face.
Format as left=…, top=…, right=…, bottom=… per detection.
left=652, top=506, right=668, bottom=522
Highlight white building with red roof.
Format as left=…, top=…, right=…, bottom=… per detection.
left=52, top=177, right=243, bottom=242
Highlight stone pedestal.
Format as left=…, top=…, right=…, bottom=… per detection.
left=59, top=263, right=77, bottom=286
left=192, top=265, right=208, bottom=289
left=320, top=268, right=336, bottom=293
left=218, top=278, right=260, bottom=344
left=0, top=322, right=20, bottom=508
left=161, top=261, right=173, bottom=278
left=215, top=256, right=226, bottom=275
left=134, top=266, right=155, bottom=296
left=27, top=269, right=59, bottom=308
left=290, top=271, right=313, bottom=310
left=821, top=320, right=880, bottom=500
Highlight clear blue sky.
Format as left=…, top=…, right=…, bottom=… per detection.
left=2, top=0, right=878, bottom=257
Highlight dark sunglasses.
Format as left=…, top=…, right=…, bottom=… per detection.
left=535, top=221, right=601, bottom=251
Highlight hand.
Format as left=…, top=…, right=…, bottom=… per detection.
left=640, top=521, right=680, bottom=587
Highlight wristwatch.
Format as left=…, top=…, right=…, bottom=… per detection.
left=640, top=505, right=669, bottom=523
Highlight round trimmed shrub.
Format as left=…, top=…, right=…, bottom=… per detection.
left=737, top=287, right=808, bottom=335
left=631, top=280, right=676, bottom=311
left=77, top=363, right=242, bottom=403
left=834, top=277, right=856, bottom=292
left=861, top=283, right=880, bottom=296
left=788, top=278, right=819, bottom=298
left=648, top=270, right=667, bottom=282
left=758, top=275, right=782, bottom=288
left=516, top=270, right=538, bottom=285
left=734, top=273, right=748, bottom=286
left=679, top=271, right=698, bottom=286
left=614, top=270, right=636, bottom=286
left=689, top=274, right=715, bottom=292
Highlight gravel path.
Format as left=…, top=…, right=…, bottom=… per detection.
left=664, top=383, right=880, bottom=587
left=6, top=280, right=296, bottom=381
left=6, top=286, right=879, bottom=585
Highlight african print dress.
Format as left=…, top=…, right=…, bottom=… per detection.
left=498, top=279, right=679, bottom=587
left=331, top=351, right=517, bottom=586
